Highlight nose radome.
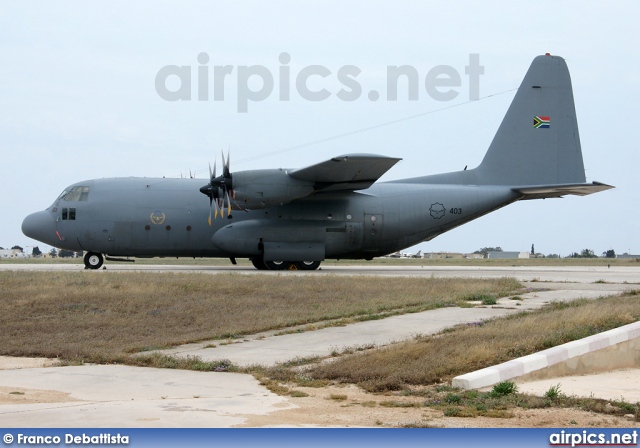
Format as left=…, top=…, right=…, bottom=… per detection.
left=22, top=210, right=56, bottom=245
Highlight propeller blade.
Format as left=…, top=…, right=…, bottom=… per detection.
left=221, top=148, right=231, bottom=177
left=202, top=151, right=231, bottom=221
left=225, top=189, right=231, bottom=216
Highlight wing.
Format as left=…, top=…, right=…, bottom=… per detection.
left=289, top=153, right=401, bottom=192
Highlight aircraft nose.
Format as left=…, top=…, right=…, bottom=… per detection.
left=22, top=210, right=56, bottom=245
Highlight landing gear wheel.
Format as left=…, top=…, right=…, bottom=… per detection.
left=250, top=258, right=268, bottom=270
left=84, top=252, right=104, bottom=270
left=264, top=260, right=284, bottom=270
left=296, top=261, right=321, bottom=270
left=264, top=260, right=298, bottom=271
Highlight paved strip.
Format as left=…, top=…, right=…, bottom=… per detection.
left=516, top=368, right=640, bottom=402
left=156, top=285, right=628, bottom=367
left=158, top=307, right=516, bottom=366
left=0, top=365, right=294, bottom=427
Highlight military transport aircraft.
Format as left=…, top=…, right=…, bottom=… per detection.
left=22, top=54, right=613, bottom=270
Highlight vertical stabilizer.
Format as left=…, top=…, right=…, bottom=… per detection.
left=476, top=54, right=586, bottom=186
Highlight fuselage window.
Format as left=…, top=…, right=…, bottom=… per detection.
left=69, top=208, right=76, bottom=220
left=62, top=208, right=68, bottom=220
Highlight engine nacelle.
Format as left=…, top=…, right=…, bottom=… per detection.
left=231, top=169, right=315, bottom=209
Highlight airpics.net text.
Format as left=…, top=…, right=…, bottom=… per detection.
left=155, top=53, right=484, bottom=112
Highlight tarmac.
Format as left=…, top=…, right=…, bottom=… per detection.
left=0, top=263, right=638, bottom=427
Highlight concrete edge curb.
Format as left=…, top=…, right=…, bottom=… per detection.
left=452, top=320, right=640, bottom=390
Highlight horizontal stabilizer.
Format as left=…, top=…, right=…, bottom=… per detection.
left=289, top=153, right=401, bottom=191
left=514, top=182, right=614, bottom=200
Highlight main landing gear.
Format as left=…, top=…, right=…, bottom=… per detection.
left=250, top=258, right=321, bottom=271
left=83, top=252, right=104, bottom=270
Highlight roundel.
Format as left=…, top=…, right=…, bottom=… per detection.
left=429, top=203, right=446, bottom=219
left=150, top=211, right=166, bottom=225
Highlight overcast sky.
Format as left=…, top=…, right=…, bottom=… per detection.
left=1, top=1, right=638, bottom=257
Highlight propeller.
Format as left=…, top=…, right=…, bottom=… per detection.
left=199, top=149, right=234, bottom=224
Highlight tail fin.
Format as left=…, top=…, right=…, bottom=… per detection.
left=477, top=54, right=586, bottom=186
left=400, top=54, right=612, bottom=197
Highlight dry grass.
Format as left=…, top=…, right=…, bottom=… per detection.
left=305, top=292, right=640, bottom=391
left=0, top=271, right=520, bottom=363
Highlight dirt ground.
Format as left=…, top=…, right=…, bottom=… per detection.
left=2, top=381, right=634, bottom=428
left=0, top=386, right=75, bottom=406
left=0, top=356, right=636, bottom=428
left=237, top=384, right=638, bottom=428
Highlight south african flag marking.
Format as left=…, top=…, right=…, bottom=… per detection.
left=534, top=115, right=550, bottom=128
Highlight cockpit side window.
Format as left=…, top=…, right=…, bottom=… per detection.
left=61, top=207, right=76, bottom=220
left=62, top=186, right=90, bottom=202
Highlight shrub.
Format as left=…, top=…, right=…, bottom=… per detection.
left=544, top=384, right=562, bottom=399
left=445, top=393, right=463, bottom=404
left=491, top=381, right=518, bottom=397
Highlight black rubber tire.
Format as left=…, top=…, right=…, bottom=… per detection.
left=264, top=260, right=298, bottom=271
left=84, top=252, right=104, bottom=270
left=250, top=258, right=268, bottom=270
left=296, top=261, right=321, bottom=270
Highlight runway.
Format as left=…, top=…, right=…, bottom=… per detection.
left=0, top=263, right=638, bottom=427
left=2, top=262, right=640, bottom=284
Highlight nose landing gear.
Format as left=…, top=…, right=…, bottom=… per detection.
left=83, top=252, right=104, bottom=270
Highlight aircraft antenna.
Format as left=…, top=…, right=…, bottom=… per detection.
left=235, top=88, right=518, bottom=166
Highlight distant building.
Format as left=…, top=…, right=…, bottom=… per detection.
left=617, top=253, right=640, bottom=259
left=465, top=253, right=485, bottom=259
left=0, top=249, right=28, bottom=258
left=382, top=250, right=423, bottom=259
left=486, top=251, right=530, bottom=259
left=427, top=252, right=465, bottom=259
left=426, top=252, right=486, bottom=259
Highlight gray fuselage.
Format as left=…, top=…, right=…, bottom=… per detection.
left=25, top=176, right=520, bottom=260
